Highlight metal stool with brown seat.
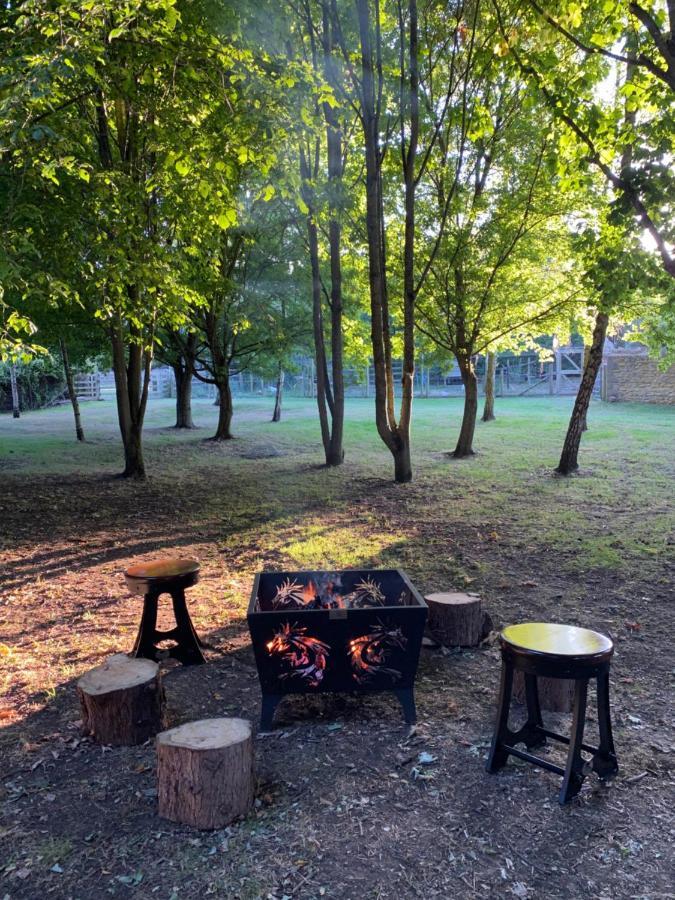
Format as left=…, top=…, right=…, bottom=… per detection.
left=486, top=622, right=618, bottom=804
left=125, top=558, right=205, bottom=666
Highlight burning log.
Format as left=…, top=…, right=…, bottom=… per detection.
left=157, top=718, right=254, bottom=830
left=424, top=591, right=492, bottom=647
left=77, top=654, right=165, bottom=746
left=270, top=573, right=389, bottom=611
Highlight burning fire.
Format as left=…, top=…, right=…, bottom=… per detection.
left=271, top=574, right=387, bottom=611
left=266, top=622, right=330, bottom=687
left=349, top=622, right=407, bottom=684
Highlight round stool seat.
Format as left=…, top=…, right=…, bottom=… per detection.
left=488, top=621, right=618, bottom=804
left=125, top=558, right=200, bottom=596
left=501, top=623, right=613, bottom=664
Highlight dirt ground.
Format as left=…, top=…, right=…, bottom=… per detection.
left=0, top=397, right=673, bottom=899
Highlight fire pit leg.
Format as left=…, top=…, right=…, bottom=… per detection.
left=394, top=688, right=417, bottom=725
left=260, top=694, right=283, bottom=731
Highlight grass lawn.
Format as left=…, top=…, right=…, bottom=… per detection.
left=0, top=394, right=673, bottom=899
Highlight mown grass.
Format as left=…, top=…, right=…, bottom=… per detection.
left=1, top=393, right=673, bottom=578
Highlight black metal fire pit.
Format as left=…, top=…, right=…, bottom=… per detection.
left=247, top=569, right=427, bottom=730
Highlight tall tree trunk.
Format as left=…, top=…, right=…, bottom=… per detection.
left=556, top=311, right=608, bottom=475
left=213, top=374, right=233, bottom=440
left=392, top=437, right=412, bottom=483
left=59, top=338, right=85, bottom=441
left=355, top=0, right=417, bottom=483
left=454, top=356, right=478, bottom=458
left=172, top=332, right=197, bottom=429
left=482, top=351, right=496, bottom=422
left=323, top=4, right=345, bottom=467
left=173, top=363, right=194, bottom=428
left=10, top=363, right=20, bottom=418
left=306, top=210, right=332, bottom=456
left=110, top=313, right=150, bottom=479
left=271, top=364, right=284, bottom=422
left=579, top=345, right=591, bottom=432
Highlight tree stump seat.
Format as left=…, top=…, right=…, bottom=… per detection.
left=77, top=653, right=165, bottom=746
left=486, top=622, right=619, bottom=804
left=157, top=718, right=254, bottom=829
left=125, top=557, right=205, bottom=666
left=424, top=591, right=492, bottom=647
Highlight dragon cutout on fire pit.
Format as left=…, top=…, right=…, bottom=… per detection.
left=266, top=622, right=330, bottom=687
left=349, top=620, right=408, bottom=684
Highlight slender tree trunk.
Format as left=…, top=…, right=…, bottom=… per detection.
left=579, top=345, right=591, bottom=432
left=213, top=374, right=233, bottom=440
left=306, top=210, right=332, bottom=456
left=482, top=351, right=496, bottom=422
left=271, top=364, right=284, bottom=422
left=59, top=338, right=85, bottom=441
left=323, top=5, right=345, bottom=467
left=454, top=357, right=478, bottom=458
left=355, top=0, right=417, bottom=483
left=9, top=363, right=20, bottom=418
left=556, top=311, right=609, bottom=475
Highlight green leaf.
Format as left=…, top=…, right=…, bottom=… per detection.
left=215, top=208, right=237, bottom=229
left=175, top=158, right=190, bottom=176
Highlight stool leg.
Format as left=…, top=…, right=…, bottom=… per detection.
left=523, top=674, right=547, bottom=750
left=486, top=660, right=513, bottom=774
left=560, top=678, right=588, bottom=804
left=132, top=592, right=159, bottom=661
left=170, top=588, right=206, bottom=665
left=593, top=670, right=619, bottom=779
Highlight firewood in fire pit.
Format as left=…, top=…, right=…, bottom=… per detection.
left=424, top=591, right=492, bottom=647
left=157, top=718, right=254, bottom=830
left=77, top=653, right=165, bottom=746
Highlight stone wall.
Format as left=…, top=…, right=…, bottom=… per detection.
left=602, top=353, right=675, bottom=404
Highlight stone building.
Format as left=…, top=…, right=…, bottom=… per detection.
left=601, top=344, right=675, bottom=405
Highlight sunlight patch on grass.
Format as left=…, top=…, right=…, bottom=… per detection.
left=284, top=523, right=402, bottom=569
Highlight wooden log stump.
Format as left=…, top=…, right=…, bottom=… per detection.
left=513, top=670, right=575, bottom=713
left=424, top=591, right=492, bottom=647
left=77, top=653, right=165, bottom=746
left=157, top=718, right=254, bottom=830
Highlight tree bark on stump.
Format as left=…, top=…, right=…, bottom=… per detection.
left=513, top=671, right=574, bottom=713
left=157, top=718, right=254, bottom=830
left=77, top=654, right=165, bottom=746
left=424, top=592, right=492, bottom=647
